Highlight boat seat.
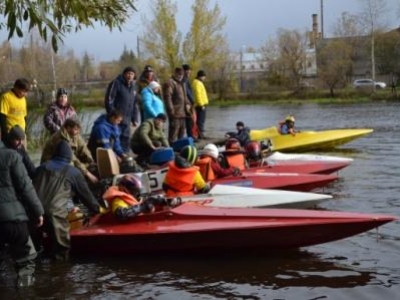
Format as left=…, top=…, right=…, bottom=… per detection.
left=96, top=148, right=120, bottom=179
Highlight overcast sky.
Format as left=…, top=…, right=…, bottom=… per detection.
left=1, top=0, right=399, bottom=62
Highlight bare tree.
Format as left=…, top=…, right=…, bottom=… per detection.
left=358, top=0, right=389, bottom=82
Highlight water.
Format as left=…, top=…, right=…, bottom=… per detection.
left=1, top=102, right=400, bottom=299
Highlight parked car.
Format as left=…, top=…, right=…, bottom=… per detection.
left=353, top=79, right=387, bottom=89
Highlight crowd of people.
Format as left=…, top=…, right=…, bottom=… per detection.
left=0, top=68, right=296, bottom=288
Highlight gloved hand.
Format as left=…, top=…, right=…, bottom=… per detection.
left=232, top=167, right=241, bottom=176
left=99, top=206, right=108, bottom=215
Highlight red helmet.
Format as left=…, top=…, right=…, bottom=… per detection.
left=118, top=175, right=143, bottom=197
left=245, top=141, right=261, bottom=159
left=225, top=138, right=241, bottom=151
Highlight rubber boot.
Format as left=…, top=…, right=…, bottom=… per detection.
left=17, top=274, right=35, bottom=288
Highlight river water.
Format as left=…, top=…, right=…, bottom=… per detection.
left=1, top=102, right=399, bottom=299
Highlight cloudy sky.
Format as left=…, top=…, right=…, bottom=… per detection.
left=2, top=0, right=400, bottom=62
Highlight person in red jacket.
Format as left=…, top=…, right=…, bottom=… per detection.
left=196, top=143, right=241, bottom=181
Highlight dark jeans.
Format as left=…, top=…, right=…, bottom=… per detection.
left=119, top=121, right=131, bottom=153
left=168, top=118, right=186, bottom=144
left=131, top=144, right=156, bottom=165
left=195, top=106, right=207, bottom=136
left=185, top=115, right=193, bottom=138
left=0, top=221, right=37, bottom=278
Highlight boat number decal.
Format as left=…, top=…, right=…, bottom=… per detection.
left=186, top=199, right=214, bottom=205
left=147, top=168, right=169, bottom=191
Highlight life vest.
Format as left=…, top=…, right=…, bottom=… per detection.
left=103, top=186, right=139, bottom=207
left=195, top=156, right=216, bottom=181
left=224, top=152, right=246, bottom=171
left=163, top=162, right=199, bottom=197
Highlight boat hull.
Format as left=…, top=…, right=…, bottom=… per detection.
left=248, top=160, right=351, bottom=175
left=70, top=204, right=396, bottom=256
left=117, top=167, right=338, bottom=193
left=181, top=185, right=332, bottom=209
left=212, top=172, right=338, bottom=192
left=250, top=127, right=373, bottom=152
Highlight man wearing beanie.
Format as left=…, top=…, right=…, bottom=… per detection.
left=5, top=125, right=37, bottom=179
left=33, top=140, right=102, bottom=261
left=0, top=129, right=44, bottom=288
left=192, top=70, right=209, bottom=139
left=105, top=66, right=138, bottom=152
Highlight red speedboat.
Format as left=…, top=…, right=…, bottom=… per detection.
left=212, top=172, right=338, bottom=192
left=70, top=204, right=396, bottom=256
left=247, top=160, right=351, bottom=175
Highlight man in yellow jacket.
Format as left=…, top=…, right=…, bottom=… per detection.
left=192, top=70, right=209, bottom=139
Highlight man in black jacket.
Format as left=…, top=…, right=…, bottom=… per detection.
left=5, top=125, right=37, bottom=179
left=104, top=66, right=138, bottom=152
left=33, top=140, right=102, bottom=261
left=0, top=134, right=44, bottom=288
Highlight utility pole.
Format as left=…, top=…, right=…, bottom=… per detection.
left=320, top=0, right=324, bottom=38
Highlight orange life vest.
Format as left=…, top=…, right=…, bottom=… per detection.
left=163, top=162, right=199, bottom=197
left=224, top=152, right=246, bottom=171
left=103, top=186, right=139, bottom=206
left=195, top=156, right=216, bottom=181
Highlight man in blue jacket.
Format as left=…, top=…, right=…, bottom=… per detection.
left=104, top=66, right=138, bottom=152
left=87, top=109, right=127, bottom=163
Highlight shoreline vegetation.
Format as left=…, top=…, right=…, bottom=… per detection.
left=25, top=87, right=398, bottom=151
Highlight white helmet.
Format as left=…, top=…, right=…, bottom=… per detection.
left=203, top=144, right=219, bottom=159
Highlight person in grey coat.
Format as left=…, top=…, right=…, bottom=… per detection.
left=0, top=134, right=44, bottom=288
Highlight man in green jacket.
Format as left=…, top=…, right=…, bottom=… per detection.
left=41, top=117, right=98, bottom=184
left=130, top=113, right=169, bottom=165
left=0, top=135, right=44, bottom=288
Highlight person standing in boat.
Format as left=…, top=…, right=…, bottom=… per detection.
left=279, top=115, right=297, bottom=135
left=87, top=109, right=128, bottom=163
left=43, top=88, right=77, bottom=134
left=225, top=121, right=251, bottom=147
left=163, top=145, right=210, bottom=197
left=41, top=117, right=98, bottom=184
left=196, top=143, right=241, bottom=181
left=33, top=140, right=103, bottom=261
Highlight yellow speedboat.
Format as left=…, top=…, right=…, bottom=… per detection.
left=250, top=127, right=373, bottom=152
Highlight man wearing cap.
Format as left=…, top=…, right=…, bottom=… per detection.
left=43, top=88, right=77, bottom=134
left=225, top=121, right=251, bottom=147
left=192, top=70, right=209, bottom=139
left=163, top=67, right=190, bottom=144
left=105, top=66, right=138, bottom=152
left=0, top=78, right=31, bottom=141
left=182, top=64, right=196, bottom=140
left=5, top=125, right=37, bottom=179
left=141, top=81, right=165, bottom=121
left=130, top=113, right=169, bottom=165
